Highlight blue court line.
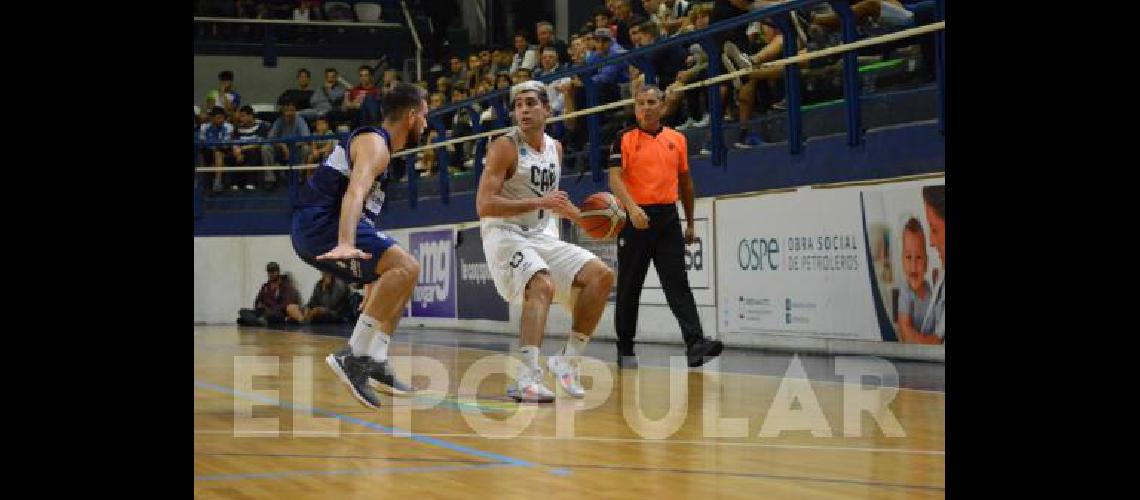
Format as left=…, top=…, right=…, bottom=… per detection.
left=193, top=380, right=567, bottom=475
left=195, top=462, right=516, bottom=482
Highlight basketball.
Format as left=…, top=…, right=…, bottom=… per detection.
left=578, top=192, right=627, bottom=239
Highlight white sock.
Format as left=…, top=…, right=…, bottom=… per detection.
left=560, top=331, right=590, bottom=358
left=369, top=331, right=391, bottom=362
left=348, top=314, right=379, bottom=357
left=517, top=345, right=541, bottom=372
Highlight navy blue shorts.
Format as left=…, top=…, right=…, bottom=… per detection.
left=291, top=206, right=399, bottom=285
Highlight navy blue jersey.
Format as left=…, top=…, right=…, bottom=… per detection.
left=297, top=126, right=392, bottom=226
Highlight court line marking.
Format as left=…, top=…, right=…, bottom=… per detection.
left=549, top=462, right=944, bottom=492
left=196, top=452, right=489, bottom=464
left=193, top=429, right=943, bottom=455
left=192, top=447, right=941, bottom=490
left=194, top=462, right=517, bottom=482
left=193, top=380, right=570, bottom=476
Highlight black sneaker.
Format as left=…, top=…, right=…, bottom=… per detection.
left=325, top=352, right=384, bottom=410
left=334, top=347, right=414, bottom=396
left=369, top=359, right=415, bottom=396
left=686, top=338, right=724, bottom=368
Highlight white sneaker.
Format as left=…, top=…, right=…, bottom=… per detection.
left=244, top=184, right=256, bottom=190
left=721, top=51, right=741, bottom=89
left=507, top=365, right=555, bottom=403
left=675, top=117, right=697, bottom=131
left=724, top=41, right=754, bottom=72
left=691, top=114, right=710, bottom=127
left=547, top=355, right=585, bottom=399
left=723, top=41, right=753, bottom=89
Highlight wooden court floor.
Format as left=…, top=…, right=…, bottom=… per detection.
left=194, top=326, right=945, bottom=499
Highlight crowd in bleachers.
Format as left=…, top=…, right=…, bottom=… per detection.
left=196, top=0, right=938, bottom=193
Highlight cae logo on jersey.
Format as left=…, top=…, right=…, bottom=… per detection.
left=530, top=163, right=556, bottom=192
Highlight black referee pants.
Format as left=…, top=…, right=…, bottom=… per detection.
left=615, top=203, right=704, bottom=355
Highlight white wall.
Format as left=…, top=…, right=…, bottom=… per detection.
left=194, top=235, right=322, bottom=324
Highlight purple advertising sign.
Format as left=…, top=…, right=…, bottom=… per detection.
left=409, top=229, right=456, bottom=318
left=457, top=227, right=509, bottom=321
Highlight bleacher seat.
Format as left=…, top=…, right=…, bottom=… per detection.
left=354, top=2, right=382, bottom=22
left=325, top=1, right=354, bottom=21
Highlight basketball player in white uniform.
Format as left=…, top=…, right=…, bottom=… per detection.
left=476, top=81, right=616, bottom=402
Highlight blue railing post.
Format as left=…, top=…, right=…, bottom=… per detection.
left=582, top=70, right=604, bottom=182
left=407, top=149, right=419, bottom=209
left=935, top=0, right=945, bottom=135
left=830, top=0, right=864, bottom=147
left=466, top=105, right=488, bottom=177
left=699, top=36, right=726, bottom=169
left=772, top=13, right=804, bottom=155
left=263, top=24, right=278, bottom=67
left=287, top=140, right=298, bottom=207
left=193, top=137, right=203, bottom=219
left=428, top=117, right=449, bottom=184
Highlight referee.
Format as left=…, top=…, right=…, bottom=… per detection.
left=608, top=85, right=724, bottom=369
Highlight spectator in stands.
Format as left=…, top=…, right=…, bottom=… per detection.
left=305, top=116, right=338, bottom=176
left=344, top=65, right=380, bottom=122
left=204, top=70, right=241, bottom=120
left=533, top=46, right=564, bottom=79
left=429, top=91, right=446, bottom=112
left=509, top=31, right=539, bottom=73
left=594, top=7, right=617, bottom=39
left=479, top=48, right=493, bottom=70
left=447, top=55, right=469, bottom=88
left=495, top=71, right=512, bottom=90
left=554, top=36, right=590, bottom=140
left=233, top=105, right=272, bottom=191
left=279, top=68, right=319, bottom=122
left=304, top=271, right=352, bottom=324
left=382, top=69, right=403, bottom=89
left=630, top=21, right=688, bottom=125
left=415, top=130, right=440, bottom=176
left=310, top=68, right=349, bottom=129
left=658, top=0, right=692, bottom=35
left=511, top=67, right=533, bottom=86
left=667, top=3, right=712, bottom=130
left=238, top=261, right=304, bottom=326
left=436, top=76, right=454, bottom=101
left=449, top=84, right=476, bottom=169
left=490, top=46, right=514, bottom=76
left=268, top=100, right=312, bottom=169
left=723, top=16, right=811, bottom=148
left=198, top=106, right=236, bottom=193
left=639, top=0, right=665, bottom=33
left=466, top=54, right=488, bottom=89
left=535, top=21, right=570, bottom=66
left=610, top=0, right=647, bottom=49
left=587, top=28, right=629, bottom=104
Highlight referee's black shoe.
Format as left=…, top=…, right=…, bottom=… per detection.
left=686, top=338, right=724, bottom=368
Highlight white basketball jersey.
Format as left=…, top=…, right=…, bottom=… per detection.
left=480, top=128, right=561, bottom=237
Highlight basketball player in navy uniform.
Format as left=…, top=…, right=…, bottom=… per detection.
left=477, top=81, right=616, bottom=402
left=291, top=83, right=427, bottom=410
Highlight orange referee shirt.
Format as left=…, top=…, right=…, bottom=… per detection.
left=608, top=125, right=689, bottom=205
